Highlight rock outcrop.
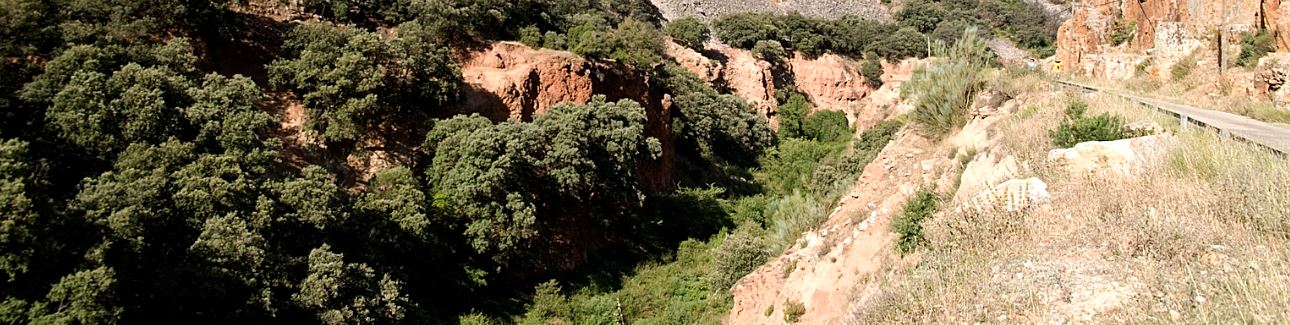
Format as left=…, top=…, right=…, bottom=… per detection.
left=1255, top=52, right=1290, bottom=103
left=460, top=42, right=674, bottom=192
left=681, top=44, right=888, bottom=129
left=1046, top=134, right=1178, bottom=176
left=710, top=44, right=780, bottom=125
left=1055, top=0, right=1283, bottom=78
left=663, top=41, right=722, bottom=84
left=789, top=53, right=875, bottom=113
left=461, top=42, right=596, bottom=120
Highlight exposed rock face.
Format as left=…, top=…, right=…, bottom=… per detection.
left=790, top=53, right=875, bottom=113
left=1255, top=52, right=1290, bottom=102
left=648, top=0, right=889, bottom=22
left=954, top=150, right=1021, bottom=204
left=1055, top=0, right=1280, bottom=78
left=686, top=45, right=888, bottom=130
left=460, top=42, right=674, bottom=192
left=663, top=41, right=722, bottom=84
left=461, top=42, right=595, bottom=120
left=1046, top=134, right=1178, bottom=176
left=711, top=44, right=779, bottom=126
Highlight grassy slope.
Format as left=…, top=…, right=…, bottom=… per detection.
left=852, top=72, right=1290, bottom=323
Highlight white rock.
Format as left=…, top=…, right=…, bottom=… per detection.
left=1047, top=134, right=1178, bottom=176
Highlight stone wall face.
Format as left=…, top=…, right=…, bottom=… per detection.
left=1057, top=0, right=1287, bottom=78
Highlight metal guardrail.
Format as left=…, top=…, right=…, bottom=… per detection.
left=1053, top=80, right=1290, bottom=158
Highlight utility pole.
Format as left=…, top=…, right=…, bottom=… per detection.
left=1219, top=0, right=1230, bottom=76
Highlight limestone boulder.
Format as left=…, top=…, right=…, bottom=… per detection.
left=1046, top=134, right=1178, bottom=176
left=954, top=150, right=1022, bottom=204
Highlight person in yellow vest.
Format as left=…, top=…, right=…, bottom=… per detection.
left=1052, top=59, right=1063, bottom=76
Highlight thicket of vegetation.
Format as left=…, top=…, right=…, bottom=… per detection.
left=1049, top=100, right=1141, bottom=148
left=1236, top=30, right=1276, bottom=68
left=712, top=0, right=1060, bottom=59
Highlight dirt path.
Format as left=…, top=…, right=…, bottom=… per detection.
left=726, top=129, right=956, bottom=324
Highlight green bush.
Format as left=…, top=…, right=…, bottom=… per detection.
left=801, top=111, right=852, bottom=142
left=893, top=189, right=940, bottom=255
left=1237, top=30, right=1276, bottom=68
left=752, top=40, right=786, bottom=62
left=666, top=16, right=710, bottom=51
left=1108, top=20, right=1136, bottom=46
left=710, top=221, right=771, bottom=289
left=518, top=25, right=542, bottom=48
left=895, top=0, right=946, bottom=33
left=783, top=300, right=806, bottom=322
left=766, top=190, right=828, bottom=250
left=903, top=27, right=992, bottom=137
left=1048, top=101, right=1137, bottom=148
left=519, top=280, right=571, bottom=324
left=861, top=54, right=884, bottom=87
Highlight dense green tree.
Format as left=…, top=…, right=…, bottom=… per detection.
left=0, top=140, right=37, bottom=281
left=665, top=16, right=710, bottom=51
left=654, top=64, right=773, bottom=164
left=426, top=96, right=659, bottom=270
left=608, top=19, right=665, bottom=67
left=185, top=74, right=276, bottom=153
left=27, top=267, right=122, bottom=324
left=861, top=54, right=884, bottom=88
left=294, top=244, right=413, bottom=325
left=358, top=167, right=430, bottom=236
left=895, top=0, right=946, bottom=34
left=828, top=17, right=894, bottom=57
left=268, top=22, right=461, bottom=144
left=869, top=27, right=929, bottom=59
left=713, top=13, right=779, bottom=49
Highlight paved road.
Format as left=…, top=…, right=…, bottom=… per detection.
left=1056, top=80, right=1290, bottom=155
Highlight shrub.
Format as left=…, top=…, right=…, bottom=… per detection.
left=518, top=26, right=542, bottom=48
left=893, top=189, right=939, bottom=254
left=666, top=16, right=710, bottom=51
left=1108, top=20, right=1136, bottom=46
left=710, top=221, right=771, bottom=289
left=861, top=54, right=884, bottom=87
left=1170, top=55, right=1195, bottom=81
left=801, top=110, right=851, bottom=142
left=895, top=0, right=946, bottom=33
left=766, top=190, right=827, bottom=250
left=713, top=12, right=779, bottom=49
left=752, top=40, right=786, bottom=62
left=903, top=27, right=992, bottom=137
left=869, top=27, right=929, bottom=59
left=1134, top=57, right=1153, bottom=76
left=1048, top=100, right=1136, bottom=148
left=783, top=300, right=806, bottom=322
left=519, top=280, right=571, bottom=324
left=1237, top=30, right=1275, bottom=68
left=541, top=31, right=567, bottom=50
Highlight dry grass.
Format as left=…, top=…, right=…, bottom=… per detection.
left=1078, top=67, right=1290, bottom=126
left=848, top=88, right=1290, bottom=323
